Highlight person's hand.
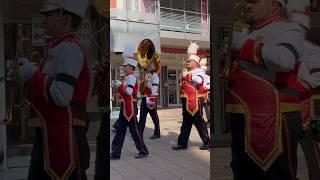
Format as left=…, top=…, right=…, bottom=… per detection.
left=18, top=58, right=38, bottom=83
left=232, top=24, right=249, bottom=51
left=147, top=101, right=155, bottom=106
left=147, top=97, right=156, bottom=106
left=115, top=80, right=122, bottom=88
left=182, top=71, right=192, bottom=82
left=182, top=71, right=188, bottom=78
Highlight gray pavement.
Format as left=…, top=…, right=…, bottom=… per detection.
left=110, top=108, right=210, bottom=180
left=0, top=108, right=311, bottom=180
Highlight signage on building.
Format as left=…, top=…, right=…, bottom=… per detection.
left=32, top=17, right=92, bottom=46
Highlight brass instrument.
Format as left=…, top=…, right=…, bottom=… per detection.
left=136, top=39, right=160, bottom=93
left=89, top=10, right=109, bottom=108
left=111, top=68, right=125, bottom=101
left=3, top=38, right=36, bottom=125
left=221, top=0, right=248, bottom=78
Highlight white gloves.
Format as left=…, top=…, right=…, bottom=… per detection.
left=231, top=25, right=249, bottom=51
left=115, top=80, right=122, bottom=88
left=146, top=97, right=156, bottom=106
left=18, top=58, right=38, bottom=83
left=182, top=71, right=188, bottom=78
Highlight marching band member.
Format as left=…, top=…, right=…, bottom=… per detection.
left=286, top=0, right=320, bottom=179
left=18, top=0, right=90, bottom=179
left=110, top=46, right=149, bottom=160
left=172, top=42, right=210, bottom=150
left=199, top=58, right=211, bottom=126
left=138, top=63, right=161, bottom=140
left=227, top=0, right=304, bottom=178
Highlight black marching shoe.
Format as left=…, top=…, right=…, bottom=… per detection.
left=110, top=154, right=120, bottom=160
left=149, top=134, right=161, bottom=140
left=199, top=144, right=210, bottom=150
left=135, top=152, right=149, bottom=159
left=112, top=124, right=118, bottom=133
left=172, top=145, right=187, bottom=150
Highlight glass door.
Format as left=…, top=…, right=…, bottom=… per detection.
left=168, top=69, right=179, bottom=106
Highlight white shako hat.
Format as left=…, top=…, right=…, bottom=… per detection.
left=40, top=0, right=88, bottom=18
left=287, top=0, right=311, bottom=29
left=122, top=46, right=137, bottom=68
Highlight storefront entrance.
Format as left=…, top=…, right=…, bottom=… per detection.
left=167, top=69, right=180, bottom=106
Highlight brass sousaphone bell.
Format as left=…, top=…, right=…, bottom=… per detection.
left=136, top=39, right=160, bottom=92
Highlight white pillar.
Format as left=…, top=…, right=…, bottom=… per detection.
left=0, top=0, right=7, bottom=171
left=110, top=67, right=112, bottom=114
left=128, top=0, right=138, bottom=11
left=117, top=0, right=125, bottom=9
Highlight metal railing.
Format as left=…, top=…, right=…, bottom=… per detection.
left=110, top=1, right=210, bottom=36
left=159, top=7, right=210, bottom=35
left=144, top=1, right=157, bottom=14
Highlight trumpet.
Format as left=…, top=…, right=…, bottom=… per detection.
left=3, top=38, right=37, bottom=125
left=221, top=0, right=247, bottom=79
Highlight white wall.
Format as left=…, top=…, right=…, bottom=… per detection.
left=160, top=36, right=210, bottom=49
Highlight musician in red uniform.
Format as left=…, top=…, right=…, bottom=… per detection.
left=18, top=0, right=90, bottom=179
left=138, top=61, right=161, bottom=140
left=172, top=42, right=210, bottom=150
left=110, top=46, right=149, bottom=160
left=199, top=57, right=210, bottom=126
left=227, top=0, right=304, bottom=179
left=287, top=0, right=320, bottom=179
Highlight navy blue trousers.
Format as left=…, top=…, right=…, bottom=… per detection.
left=177, top=98, right=210, bottom=147
left=138, top=97, right=160, bottom=137
left=111, top=103, right=148, bottom=157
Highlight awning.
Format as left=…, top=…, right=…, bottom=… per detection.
left=161, top=47, right=209, bottom=56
